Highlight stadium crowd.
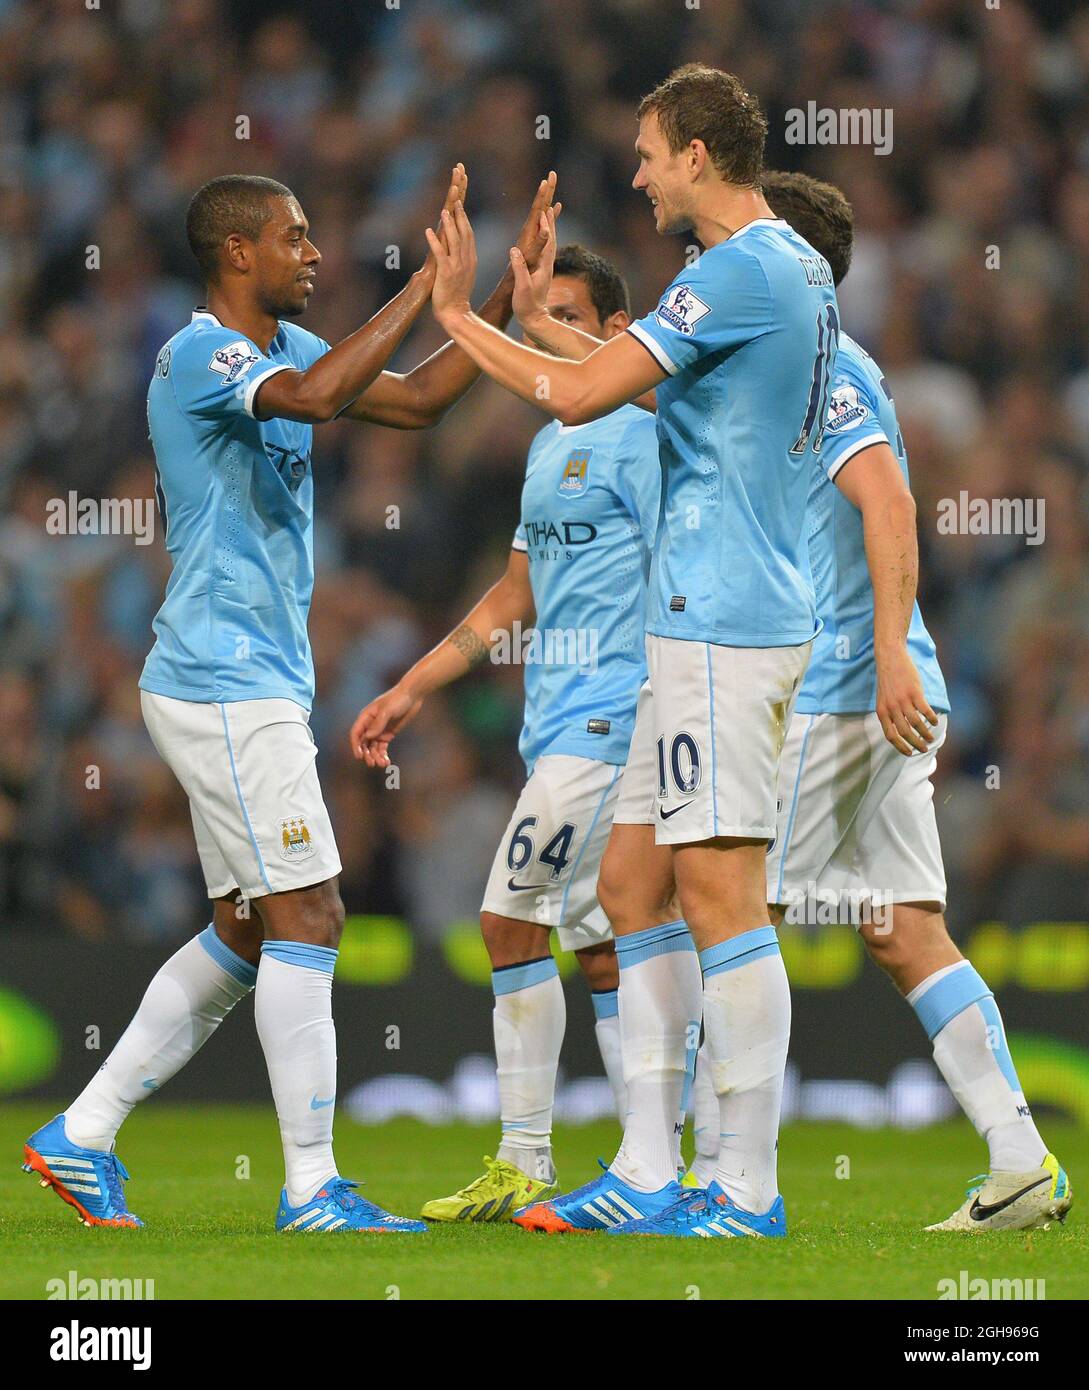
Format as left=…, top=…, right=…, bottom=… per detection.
left=1, top=0, right=1087, bottom=941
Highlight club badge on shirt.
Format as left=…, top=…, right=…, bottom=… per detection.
left=558, top=448, right=593, bottom=497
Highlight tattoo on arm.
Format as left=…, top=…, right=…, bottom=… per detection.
left=449, top=624, right=490, bottom=669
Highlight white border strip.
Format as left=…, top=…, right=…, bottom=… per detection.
left=826, top=431, right=888, bottom=481
left=243, top=363, right=292, bottom=418
left=627, top=322, right=679, bottom=377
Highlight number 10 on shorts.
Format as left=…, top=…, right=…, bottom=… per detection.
left=656, top=732, right=702, bottom=799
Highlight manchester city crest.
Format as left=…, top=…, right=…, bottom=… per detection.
left=558, top=447, right=593, bottom=497
left=279, top=816, right=314, bottom=861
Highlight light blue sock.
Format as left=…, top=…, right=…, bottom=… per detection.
left=907, top=961, right=1047, bottom=1171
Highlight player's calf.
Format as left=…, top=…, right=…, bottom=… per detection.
left=482, top=912, right=563, bottom=1188
left=577, top=940, right=626, bottom=1123
left=417, top=912, right=566, bottom=1216
left=870, top=904, right=1070, bottom=1228
left=252, top=876, right=347, bottom=1211
left=43, top=917, right=260, bottom=1204
left=598, top=825, right=699, bottom=1189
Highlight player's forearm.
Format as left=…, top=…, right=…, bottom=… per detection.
left=395, top=270, right=518, bottom=424
left=519, top=314, right=660, bottom=411
left=519, top=310, right=602, bottom=362
left=400, top=579, right=532, bottom=698
left=436, top=307, right=612, bottom=423
left=299, top=270, right=433, bottom=421
left=862, top=491, right=919, bottom=657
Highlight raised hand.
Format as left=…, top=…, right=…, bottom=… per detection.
left=425, top=198, right=478, bottom=323
left=421, top=164, right=469, bottom=281
left=349, top=683, right=424, bottom=768
left=512, top=172, right=562, bottom=272
left=511, top=204, right=558, bottom=329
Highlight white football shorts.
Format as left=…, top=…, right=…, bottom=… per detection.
left=141, top=691, right=342, bottom=900
left=766, top=710, right=948, bottom=917
left=481, top=754, right=622, bottom=952
left=613, top=635, right=812, bottom=845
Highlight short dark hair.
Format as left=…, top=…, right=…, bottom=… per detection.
left=637, top=64, right=767, bottom=187
left=761, top=170, right=854, bottom=286
left=553, top=244, right=631, bottom=322
left=186, top=174, right=296, bottom=281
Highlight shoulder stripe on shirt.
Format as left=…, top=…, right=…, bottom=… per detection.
left=826, top=430, right=888, bottom=481
left=243, top=364, right=292, bottom=419
left=626, top=322, right=678, bottom=376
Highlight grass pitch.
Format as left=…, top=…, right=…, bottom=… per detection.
left=1, top=1103, right=1086, bottom=1300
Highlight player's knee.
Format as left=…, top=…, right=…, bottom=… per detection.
left=304, top=880, right=345, bottom=949
left=576, top=941, right=618, bottom=992
left=480, top=912, right=547, bottom=969
left=861, top=904, right=953, bottom=984
left=860, top=919, right=912, bottom=977
left=212, top=895, right=263, bottom=966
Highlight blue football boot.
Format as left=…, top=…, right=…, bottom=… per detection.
left=23, top=1114, right=143, bottom=1228
left=513, top=1160, right=685, bottom=1233
left=276, top=1177, right=426, bottom=1233
left=608, top=1180, right=788, bottom=1238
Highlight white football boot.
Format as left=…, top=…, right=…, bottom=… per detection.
left=926, top=1153, right=1072, bottom=1232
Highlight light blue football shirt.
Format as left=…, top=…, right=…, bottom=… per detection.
left=513, top=403, right=661, bottom=773
left=140, top=309, right=328, bottom=711
left=796, top=332, right=949, bottom=715
left=627, top=218, right=839, bottom=648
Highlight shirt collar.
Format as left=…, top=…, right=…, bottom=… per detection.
left=191, top=307, right=222, bottom=325
left=726, top=216, right=787, bottom=242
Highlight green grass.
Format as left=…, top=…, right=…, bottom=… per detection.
left=2, top=1104, right=1087, bottom=1300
